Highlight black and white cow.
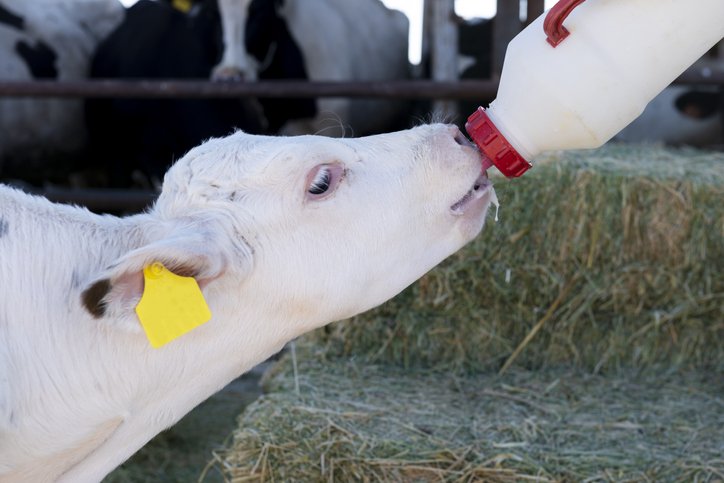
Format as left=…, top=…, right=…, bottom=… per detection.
left=0, top=0, right=124, bottom=171
left=456, top=16, right=493, bottom=120
left=211, top=0, right=411, bottom=136
left=615, top=85, right=724, bottom=146
left=85, top=0, right=266, bottom=187
left=86, top=0, right=411, bottom=186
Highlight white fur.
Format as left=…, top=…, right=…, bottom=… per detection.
left=214, top=0, right=255, bottom=80
left=0, top=0, right=125, bottom=159
left=0, top=124, right=494, bottom=482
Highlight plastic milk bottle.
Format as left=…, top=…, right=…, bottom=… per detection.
left=465, top=0, right=724, bottom=177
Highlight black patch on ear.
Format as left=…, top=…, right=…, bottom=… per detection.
left=15, top=39, right=58, bottom=79
left=0, top=4, right=24, bottom=30
left=82, top=279, right=111, bottom=318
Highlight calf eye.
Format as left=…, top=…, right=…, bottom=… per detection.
left=305, top=163, right=345, bottom=201
left=308, top=168, right=331, bottom=194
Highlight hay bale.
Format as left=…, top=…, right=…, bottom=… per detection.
left=309, top=145, right=724, bottom=372
left=212, top=354, right=724, bottom=482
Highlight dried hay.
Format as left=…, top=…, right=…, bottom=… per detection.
left=211, top=354, right=724, bottom=482
left=309, top=145, right=724, bottom=373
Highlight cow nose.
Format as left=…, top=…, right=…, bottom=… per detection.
left=212, top=66, right=247, bottom=82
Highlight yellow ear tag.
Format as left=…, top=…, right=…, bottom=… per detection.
left=135, top=262, right=212, bottom=348
left=171, top=0, right=193, bottom=13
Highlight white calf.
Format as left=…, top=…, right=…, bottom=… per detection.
left=0, top=124, right=495, bottom=482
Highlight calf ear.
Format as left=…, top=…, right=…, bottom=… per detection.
left=81, top=221, right=251, bottom=331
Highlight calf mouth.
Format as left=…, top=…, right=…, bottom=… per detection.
left=450, top=174, right=493, bottom=215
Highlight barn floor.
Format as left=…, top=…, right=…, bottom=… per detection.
left=211, top=353, right=724, bottom=482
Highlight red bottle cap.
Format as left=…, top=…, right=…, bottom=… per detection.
left=465, top=107, right=532, bottom=178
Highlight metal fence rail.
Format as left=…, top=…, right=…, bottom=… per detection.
left=0, top=64, right=721, bottom=100
left=0, top=79, right=497, bottom=99
left=37, top=186, right=157, bottom=213
left=2, top=63, right=722, bottom=213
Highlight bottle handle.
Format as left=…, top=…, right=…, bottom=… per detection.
left=544, top=0, right=587, bottom=47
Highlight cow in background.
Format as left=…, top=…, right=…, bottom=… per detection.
left=0, top=0, right=124, bottom=180
left=720, top=86, right=724, bottom=141
left=86, top=0, right=266, bottom=187
left=614, top=41, right=724, bottom=147
left=456, top=17, right=493, bottom=122
left=214, top=0, right=411, bottom=137
left=614, top=85, right=724, bottom=147
left=87, top=0, right=410, bottom=186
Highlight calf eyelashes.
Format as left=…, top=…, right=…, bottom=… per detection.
left=305, top=163, right=345, bottom=201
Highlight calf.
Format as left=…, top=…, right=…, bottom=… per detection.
left=0, top=124, right=496, bottom=482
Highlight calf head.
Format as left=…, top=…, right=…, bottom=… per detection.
left=83, top=124, right=495, bottom=337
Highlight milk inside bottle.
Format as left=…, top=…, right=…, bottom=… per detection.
left=466, top=0, right=724, bottom=178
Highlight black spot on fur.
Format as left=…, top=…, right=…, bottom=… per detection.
left=0, top=4, right=24, bottom=30
left=0, top=218, right=7, bottom=238
left=15, top=39, right=58, bottom=79
left=82, top=279, right=111, bottom=318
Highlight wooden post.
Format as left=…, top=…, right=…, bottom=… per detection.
left=421, top=0, right=434, bottom=74
left=429, top=0, right=458, bottom=119
left=493, top=0, right=522, bottom=76
left=526, top=0, right=546, bottom=25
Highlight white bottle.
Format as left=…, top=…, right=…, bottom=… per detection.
left=466, top=0, right=724, bottom=177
